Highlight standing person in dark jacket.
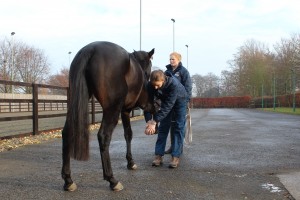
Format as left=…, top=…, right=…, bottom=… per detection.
left=144, top=70, right=187, bottom=168
left=164, top=52, right=192, bottom=154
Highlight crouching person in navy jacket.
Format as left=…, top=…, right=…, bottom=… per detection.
left=144, top=70, right=187, bottom=168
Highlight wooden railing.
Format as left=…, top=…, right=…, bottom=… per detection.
left=0, top=80, right=141, bottom=138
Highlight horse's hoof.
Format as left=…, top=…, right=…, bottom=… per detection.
left=64, top=182, right=77, bottom=192
left=127, top=163, right=138, bottom=170
left=112, top=182, right=124, bottom=191
left=131, top=164, right=138, bottom=170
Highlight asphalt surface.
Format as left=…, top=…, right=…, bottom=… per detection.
left=0, top=108, right=299, bottom=200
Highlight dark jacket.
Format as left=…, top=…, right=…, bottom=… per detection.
left=145, top=75, right=187, bottom=123
left=165, top=62, right=192, bottom=103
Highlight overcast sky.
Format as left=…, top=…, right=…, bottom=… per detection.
left=1, top=0, right=300, bottom=76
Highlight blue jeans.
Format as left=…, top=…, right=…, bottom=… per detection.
left=155, top=97, right=187, bottom=157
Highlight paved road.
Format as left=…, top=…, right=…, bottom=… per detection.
left=0, top=109, right=299, bottom=200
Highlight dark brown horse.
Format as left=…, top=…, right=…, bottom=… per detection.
left=61, top=41, right=155, bottom=191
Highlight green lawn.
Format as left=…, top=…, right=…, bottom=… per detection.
left=258, top=107, right=300, bottom=115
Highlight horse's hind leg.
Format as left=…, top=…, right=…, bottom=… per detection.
left=98, top=110, right=124, bottom=191
left=121, top=111, right=137, bottom=170
left=61, top=121, right=77, bottom=191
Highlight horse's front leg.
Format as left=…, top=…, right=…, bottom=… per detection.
left=98, top=112, right=123, bottom=191
left=61, top=122, right=77, bottom=191
left=121, top=111, right=137, bottom=170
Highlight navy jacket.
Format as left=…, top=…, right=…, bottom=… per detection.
left=145, top=75, right=187, bottom=123
left=165, top=62, right=192, bottom=103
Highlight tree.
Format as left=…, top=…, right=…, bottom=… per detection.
left=0, top=38, right=11, bottom=92
left=46, top=67, right=69, bottom=95
left=0, top=37, right=50, bottom=93
left=219, top=69, right=238, bottom=96
left=274, top=33, right=300, bottom=95
left=202, top=73, right=220, bottom=97
left=47, top=67, right=69, bottom=87
left=17, top=43, right=50, bottom=93
left=192, top=73, right=219, bottom=97
left=225, top=39, right=274, bottom=97
left=192, top=74, right=205, bottom=97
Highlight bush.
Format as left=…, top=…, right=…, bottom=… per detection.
left=252, top=93, right=300, bottom=108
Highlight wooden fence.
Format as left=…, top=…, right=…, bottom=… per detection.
left=0, top=80, right=141, bottom=138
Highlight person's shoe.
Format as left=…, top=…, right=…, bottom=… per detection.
left=152, top=155, right=163, bottom=167
left=165, top=147, right=172, bottom=154
left=169, top=157, right=179, bottom=168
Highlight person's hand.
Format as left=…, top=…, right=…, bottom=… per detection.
left=145, top=120, right=156, bottom=135
left=145, top=126, right=155, bottom=135
left=144, top=120, right=157, bottom=135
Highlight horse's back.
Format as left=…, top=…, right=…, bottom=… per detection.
left=86, top=41, right=129, bottom=75
left=75, top=42, right=132, bottom=108
left=70, top=41, right=128, bottom=76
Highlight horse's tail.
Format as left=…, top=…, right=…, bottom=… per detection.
left=68, top=49, right=92, bottom=161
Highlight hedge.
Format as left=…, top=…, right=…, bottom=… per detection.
left=251, top=93, right=300, bottom=108
left=191, top=93, right=300, bottom=108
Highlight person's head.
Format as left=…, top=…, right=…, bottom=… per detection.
left=169, top=52, right=182, bottom=68
left=150, top=70, right=165, bottom=89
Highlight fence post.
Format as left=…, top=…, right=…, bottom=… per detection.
left=91, top=95, right=95, bottom=124
left=32, top=83, right=38, bottom=135
left=261, top=84, right=264, bottom=110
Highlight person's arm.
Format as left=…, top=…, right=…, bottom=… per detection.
left=143, top=82, right=155, bottom=122
left=182, top=69, right=192, bottom=104
left=153, top=82, right=177, bottom=122
left=144, top=111, right=152, bottom=122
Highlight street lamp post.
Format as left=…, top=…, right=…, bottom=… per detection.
left=171, top=18, right=175, bottom=51
left=185, top=44, right=189, bottom=69
left=68, top=51, right=72, bottom=66
left=11, top=32, right=15, bottom=93
left=140, top=0, right=142, bottom=50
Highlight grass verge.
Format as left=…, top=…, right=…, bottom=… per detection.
left=258, top=107, right=300, bottom=115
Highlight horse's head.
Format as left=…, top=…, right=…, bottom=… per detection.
left=132, top=48, right=154, bottom=80
left=131, top=49, right=156, bottom=113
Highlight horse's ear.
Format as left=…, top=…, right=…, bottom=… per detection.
left=148, top=48, right=155, bottom=58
